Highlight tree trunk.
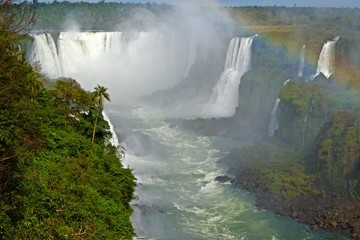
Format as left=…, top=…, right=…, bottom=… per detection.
left=92, top=110, right=99, bottom=143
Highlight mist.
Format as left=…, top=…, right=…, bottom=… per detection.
left=50, top=1, right=234, bottom=110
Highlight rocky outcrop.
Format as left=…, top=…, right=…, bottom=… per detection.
left=214, top=175, right=232, bottom=183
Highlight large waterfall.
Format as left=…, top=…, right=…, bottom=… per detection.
left=29, top=31, right=202, bottom=102
left=315, top=36, right=340, bottom=79
left=30, top=32, right=126, bottom=79
left=202, top=36, right=254, bottom=118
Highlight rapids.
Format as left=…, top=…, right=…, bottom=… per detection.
left=105, top=104, right=348, bottom=240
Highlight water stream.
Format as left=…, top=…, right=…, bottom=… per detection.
left=106, top=104, right=348, bottom=240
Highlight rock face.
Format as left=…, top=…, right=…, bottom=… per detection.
left=233, top=173, right=360, bottom=239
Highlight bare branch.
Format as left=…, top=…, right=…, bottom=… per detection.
left=0, top=0, right=35, bottom=36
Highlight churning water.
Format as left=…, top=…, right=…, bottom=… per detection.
left=105, top=104, right=348, bottom=240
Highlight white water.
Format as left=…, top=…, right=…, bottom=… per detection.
left=202, top=36, right=254, bottom=118
left=105, top=104, right=347, bottom=240
left=29, top=32, right=202, bottom=102
left=315, top=36, right=339, bottom=79
left=267, top=98, right=281, bottom=137
left=102, top=111, right=120, bottom=147
left=267, top=79, right=291, bottom=137
left=298, top=45, right=305, bottom=77
left=30, top=33, right=63, bottom=79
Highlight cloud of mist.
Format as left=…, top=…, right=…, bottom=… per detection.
left=62, top=14, right=81, bottom=32
left=55, top=0, right=234, bottom=106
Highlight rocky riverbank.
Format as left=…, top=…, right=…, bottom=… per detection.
left=215, top=143, right=360, bottom=239
left=231, top=174, right=360, bottom=239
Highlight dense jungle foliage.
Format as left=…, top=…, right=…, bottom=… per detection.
left=314, top=111, right=360, bottom=199
left=0, top=1, right=136, bottom=239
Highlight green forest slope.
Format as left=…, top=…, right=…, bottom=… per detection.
left=0, top=1, right=136, bottom=239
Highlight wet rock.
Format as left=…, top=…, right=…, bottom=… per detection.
left=232, top=175, right=360, bottom=239
left=133, top=203, right=164, bottom=216
left=214, top=175, right=232, bottom=183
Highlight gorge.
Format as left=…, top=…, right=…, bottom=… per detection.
left=20, top=2, right=360, bottom=239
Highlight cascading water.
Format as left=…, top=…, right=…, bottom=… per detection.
left=202, top=36, right=254, bottom=118
left=102, top=111, right=120, bottom=147
left=30, top=33, right=63, bottom=79
left=29, top=31, right=200, bottom=102
left=267, top=79, right=291, bottom=137
left=315, top=36, right=340, bottom=79
left=298, top=45, right=305, bottom=77
left=267, top=98, right=281, bottom=137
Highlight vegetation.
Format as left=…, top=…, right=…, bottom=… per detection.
left=249, top=80, right=360, bottom=201
left=275, top=81, right=329, bottom=148
left=272, top=80, right=360, bottom=199
left=0, top=1, right=136, bottom=239
left=4, top=0, right=360, bottom=237
left=227, top=6, right=360, bottom=31
left=92, top=85, right=110, bottom=143
left=314, top=111, right=360, bottom=199
left=11, top=1, right=360, bottom=34
left=234, top=144, right=320, bottom=199
left=20, top=1, right=172, bottom=31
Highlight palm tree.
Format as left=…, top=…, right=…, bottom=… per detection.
left=91, top=85, right=110, bottom=143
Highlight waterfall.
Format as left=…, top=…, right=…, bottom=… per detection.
left=102, top=111, right=120, bottom=147
left=315, top=36, right=340, bottom=79
left=298, top=45, right=305, bottom=77
left=29, top=32, right=126, bottom=79
left=30, top=33, right=63, bottom=79
left=202, top=36, right=254, bottom=118
left=267, top=98, right=281, bottom=137
left=28, top=31, right=201, bottom=102
left=267, top=79, right=291, bottom=137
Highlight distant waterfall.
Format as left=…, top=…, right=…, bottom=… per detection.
left=267, top=79, right=291, bottom=137
left=202, top=36, right=254, bottom=118
left=298, top=45, right=305, bottom=77
left=315, top=36, right=340, bottom=79
left=268, top=98, right=281, bottom=137
left=28, top=31, right=201, bottom=101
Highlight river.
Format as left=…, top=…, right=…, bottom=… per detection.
left=106, top=104, right=348, bottom=240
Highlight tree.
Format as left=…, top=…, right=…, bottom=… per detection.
left=53, top=78, right=93, bottom=117
left=91, top=85, right=110, bottom=143
left=0, top=0, right=39, bottom=192
left=0, top=0, right=35, bottom=35
left=0, top=0, right=36, bottom=95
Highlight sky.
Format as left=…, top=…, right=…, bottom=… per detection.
left=109, top=0, right=360, bottom=8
